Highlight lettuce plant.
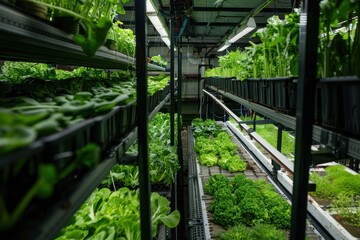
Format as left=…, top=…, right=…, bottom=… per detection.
left=205, top=174, right=291, bottom=229
left=56, top=188, right=180, bottom=239
left=193, top=119, right=247, bottom=172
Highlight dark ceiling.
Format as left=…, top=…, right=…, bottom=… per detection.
left=120, top=0, right=300, bottom=57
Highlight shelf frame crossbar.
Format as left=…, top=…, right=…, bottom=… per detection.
left=206, top=86, right=360, bottom=161
left=203, top=89, right=294, bottom=174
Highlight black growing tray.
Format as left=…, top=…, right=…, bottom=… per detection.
left=317, top=76, right=360, bottom=138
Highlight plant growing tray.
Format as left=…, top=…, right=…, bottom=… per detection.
left=226, top=121, right=360, bottom=239
left=91, top=106, right=122, bottom=157
left=318, top=76, right=360, bottom=138
left=266, top=77, right=297, bottom=114
left=247, top=78, right=260, bottom=103
left=41, top=119, right=94, bottom=171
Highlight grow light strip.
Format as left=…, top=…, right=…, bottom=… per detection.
left=146, top=0, right=171, bottom=48
left=228, top=17, right=257, bottom=43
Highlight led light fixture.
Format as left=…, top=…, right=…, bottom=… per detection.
left=228, top=17, right=256, bottom=43
left=217, top=17, right=256, bottom=52
left=146, top=0, right=171, bottom=48
left=146, top=0, right=156, bottom=13
left=148, top=14, right=169, bottom=37
left=161, top=37, right=171, bottom=47
left=217, top=41, right=231, bottom=52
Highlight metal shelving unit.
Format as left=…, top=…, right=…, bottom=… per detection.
left=1, top=93, right=170, bottom=240
left=0, top=1, right=171, bottom=238
left=0, top=2, right=165, bottom=71
left=202, top=1, right=360, bottom=238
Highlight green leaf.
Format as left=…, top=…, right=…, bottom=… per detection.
left=160, top=210, right=180, bottom=228
left=74, top=18, right=113, bottom=56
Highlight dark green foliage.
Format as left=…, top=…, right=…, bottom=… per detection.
left=219, top=223, right=287, bottom=240
left=192, top=118, right=222, bottom=137
left=192, top=119, right=247, bottom=171
left=310, top=165, right=360, bottom=200
left=204, top=174, right=231, bottom=195
left=206, top=174, right=291, bottom=229
left=211, top=199, right=242, bottom=226
left=102, top=113, right=180, bottom=188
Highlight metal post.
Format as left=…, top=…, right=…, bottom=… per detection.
left=290, top=1, right=320, bottom=239
left=198, top=65, right=201, bottom=117
left=175, top=45, right=183, bottom=240
left=177, top=46, right=182, bottom=153
left=170, top=0, right=175, bottom=146
left=253, top=112, right=256, bottom=132
left=277, top=124, right=283, bottom=152
left=135, top=0, right=151, bottom=239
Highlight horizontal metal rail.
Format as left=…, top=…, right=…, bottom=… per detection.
left=207, top=86, right=360, bottom=160
left=204, top=89, right=294, bottom=173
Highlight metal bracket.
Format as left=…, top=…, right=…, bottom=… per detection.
left=271, top=158, right=281, bottom=179
left=319, top=130, right=349, bottom=159
left=187, top=218, right=203, bottom=228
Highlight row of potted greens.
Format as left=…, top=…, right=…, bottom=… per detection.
left=2, top=0, right=130, bottom=56
left=192, top=118, right=247, bottom=172
left=101, top=112, right=180, bottom=188
left=206, top=0, right=359, bottom=79
left=205, top=10, right=300, bottom=80
left=310, top=164, right=360, bottom=235
left=205, top=174, right=290, bottom=239
left=230, top=116, right=295, bottom=160
left=56, top=187, right=180, bottom=240
left=0, top=61, right=170, bottom=155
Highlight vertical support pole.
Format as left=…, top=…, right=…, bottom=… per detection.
left=198, top=66, right=201, bottom=117
left=253, top=112, right=257, bottom=132
left=135, top=0, right=151, bottom=239
left=170, top=0, right=175, bottom=146
left=290, top=1, right=320, bottom=239
left=173, top=45, right=182, bottom=240
left=277, top=124, right=283, bottom=152
left=177, top=46, right=182, bottom=154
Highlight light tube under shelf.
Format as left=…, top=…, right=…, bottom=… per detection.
left=146, top=0, right=156, bottom=13
left=228, top=17, right=256, bottom=43
left=148, top=14, right=169, bottom=37
left=218, top=41, right=231, bottom=52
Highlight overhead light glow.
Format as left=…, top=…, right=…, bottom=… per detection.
left=148, top=14, right=169, bottom=37
left=146, top=0, right=172, bottom=49
left=228, top=17, right=256, bottom=43
left=218, top=41, right=231, bottom=52
left=161, top=37, right=171, bottom=47
left=146, top=0, right=156, bottom=13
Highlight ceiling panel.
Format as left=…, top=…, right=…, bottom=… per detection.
left=119, top=0, right=297, bottom=56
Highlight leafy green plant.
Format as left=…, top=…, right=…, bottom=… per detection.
left=204, top=173, right=232, bottom=195
left=55, top=187, right=180, bottom=239
left=331, top=192, right=360, bottom=227
left=219, top=223, right=287, bottom=240
left=204, top=174, right=291, bottom=229
left=148, top=74, right=170, bottom=96
left=107, top=21, right=136, bottom=56
left=310, top=165, right=360, bottom=200
left=151, top=55, right=168, bottom=67
left=192, top=118, right=222, bottom=138
left=319, top=0, right=360, bottom=77
left=102, top=113, right=180, bottom=188
left=193, top=119, right=247, bottom=172
left=28, top=0, right=130, bottom=56
left=205, top=10, right=300, bottom=79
